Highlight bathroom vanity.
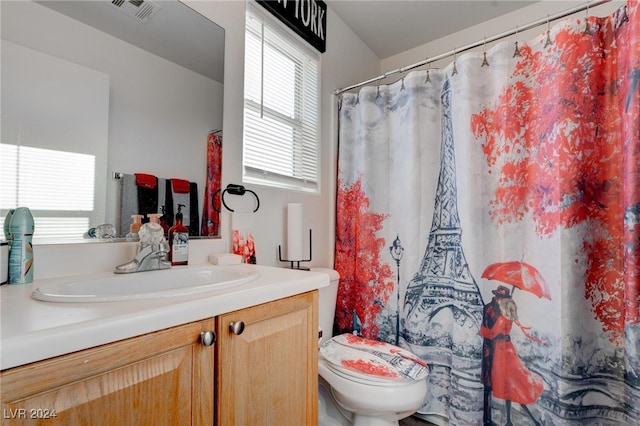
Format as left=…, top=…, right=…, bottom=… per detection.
left=0, top=265, right=324, bottom=425
left=1, top=318, right=215, bottom=425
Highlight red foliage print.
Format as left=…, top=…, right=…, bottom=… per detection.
left=345, top=334, right=387, bottom=346
left=341, top=359, right=400, bottom=379
left=335, top=177, right=394, bottom=340
left=471, top=3, right=640, bottom=341
left=201, top=132, right=222, bottom=236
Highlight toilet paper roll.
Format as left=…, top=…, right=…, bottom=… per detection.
left=287, top=203, right=303, bottom=261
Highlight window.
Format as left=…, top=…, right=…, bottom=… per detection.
left=1, top=143, right=96, bottom=243
left=243, top=4, right=320, bottom=192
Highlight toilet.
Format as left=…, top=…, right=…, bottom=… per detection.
left=313, top=268, right=429, bottom=426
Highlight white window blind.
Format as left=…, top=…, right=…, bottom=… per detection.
left=243, top=4, right=320, bottom=192
left=1, top=143, right=95, bottom=243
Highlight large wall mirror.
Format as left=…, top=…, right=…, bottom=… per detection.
left=1, top=0, right=224, bottom=244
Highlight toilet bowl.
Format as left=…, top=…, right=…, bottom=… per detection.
left=319, top=340, right=428, bottom=426
left=313, top=268, right=429, bottom=426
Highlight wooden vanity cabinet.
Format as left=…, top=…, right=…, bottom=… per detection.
left=0, top=319, right=215, bottom=425
left=0, top=290, right=318, bottom=426
left=215, top=290, right=319, bottom=426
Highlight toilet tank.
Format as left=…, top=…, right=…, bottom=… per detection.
left=311, top=268, right=340, bottom=345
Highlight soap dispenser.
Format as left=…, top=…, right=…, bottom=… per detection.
left=159, top=206, right=169, bottom=237
left=126, top=214, right=144, bottom=240
left=148, top=213, right=162, bottom=225
left=168, top=204, right=188, bottom=266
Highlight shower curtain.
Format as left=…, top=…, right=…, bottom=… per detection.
left=335, top=2, right=639, bottom=425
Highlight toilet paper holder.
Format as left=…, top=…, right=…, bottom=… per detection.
left=278, top=229, right=312, bottom=270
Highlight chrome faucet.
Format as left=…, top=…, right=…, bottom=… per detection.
left=114, top=222, right=171, bottom=273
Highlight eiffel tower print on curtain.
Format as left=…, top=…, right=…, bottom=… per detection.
left=402, top=78, right=485, bottom=423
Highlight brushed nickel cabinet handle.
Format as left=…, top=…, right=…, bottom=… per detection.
left=200, top=330, right=216, bottom=346
left=229, top=321, right=245, bottom=335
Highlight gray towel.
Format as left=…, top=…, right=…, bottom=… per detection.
left=157, top=178, right=167, bottom=221
left=119, top=174, right=138, bottom=237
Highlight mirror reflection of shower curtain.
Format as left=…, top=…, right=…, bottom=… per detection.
left=335, top=3, right=639, bottom=424
left=201, top=131, right=222, bottom=236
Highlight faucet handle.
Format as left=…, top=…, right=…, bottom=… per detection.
left=114, top=224, right=170, bottom=273
left=156, top=241, right=170, bottom=255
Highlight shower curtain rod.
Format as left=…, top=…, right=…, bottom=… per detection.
left=334, top=0, right=612, bottom=95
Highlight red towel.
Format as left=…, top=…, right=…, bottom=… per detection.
left=170, top=178, right=190, bottom=193
left=135, top=173, right=157, bottom=189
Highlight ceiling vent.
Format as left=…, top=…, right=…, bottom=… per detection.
left=108, top=0, right=159, bottom=23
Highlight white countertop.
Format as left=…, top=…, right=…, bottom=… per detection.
left=0, top=264, right=328, bottom=370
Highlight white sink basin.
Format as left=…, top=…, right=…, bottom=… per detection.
left=31, top=265, right=259, bottom=303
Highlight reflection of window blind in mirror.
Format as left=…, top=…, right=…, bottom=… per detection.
left=0, top=217, right=91, bottom=245
left=1, top=144, right=95, bottom=210
left=1, top=144, right=95, bottom=243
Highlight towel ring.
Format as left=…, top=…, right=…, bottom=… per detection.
left=213, top=184, right=260, bottom=213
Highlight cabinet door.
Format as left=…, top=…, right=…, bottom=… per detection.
left=0, top=319, right=214, bottom=426
left=216, top=291, right=318, bottom=426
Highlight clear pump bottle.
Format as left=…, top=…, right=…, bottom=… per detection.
left=126, top=214, right=144, bottom=240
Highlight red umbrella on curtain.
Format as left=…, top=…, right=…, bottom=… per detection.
left=482, top=260, right=550, bottom=343
left=482, top=261, right=551, bottom=300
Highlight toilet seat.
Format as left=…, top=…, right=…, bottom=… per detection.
left=320, top=334, right=429, bottom=386
left=321, top=357, right=413, bottom=387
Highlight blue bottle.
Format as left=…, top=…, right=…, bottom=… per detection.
left=8, top=207, right=35, bottom=284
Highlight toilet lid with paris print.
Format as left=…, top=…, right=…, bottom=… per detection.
left=320, top=333, right=430, bottom=383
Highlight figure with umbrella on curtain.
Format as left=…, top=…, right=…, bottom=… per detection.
left=480, top=261, right=548, bottom=426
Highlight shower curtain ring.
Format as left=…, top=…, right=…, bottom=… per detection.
left=482, top=37, right=490, bottom=67
left=452, top=48, right=458, bottom=76
left=513, top=26, right=522, bottom=58
left=425, top=61, right=431, bottom=83
left=621, top=5, right=629, bottom=24
left=544, top=15, right=553, bottom=47
left=584, top=4, right=593, bottom=35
